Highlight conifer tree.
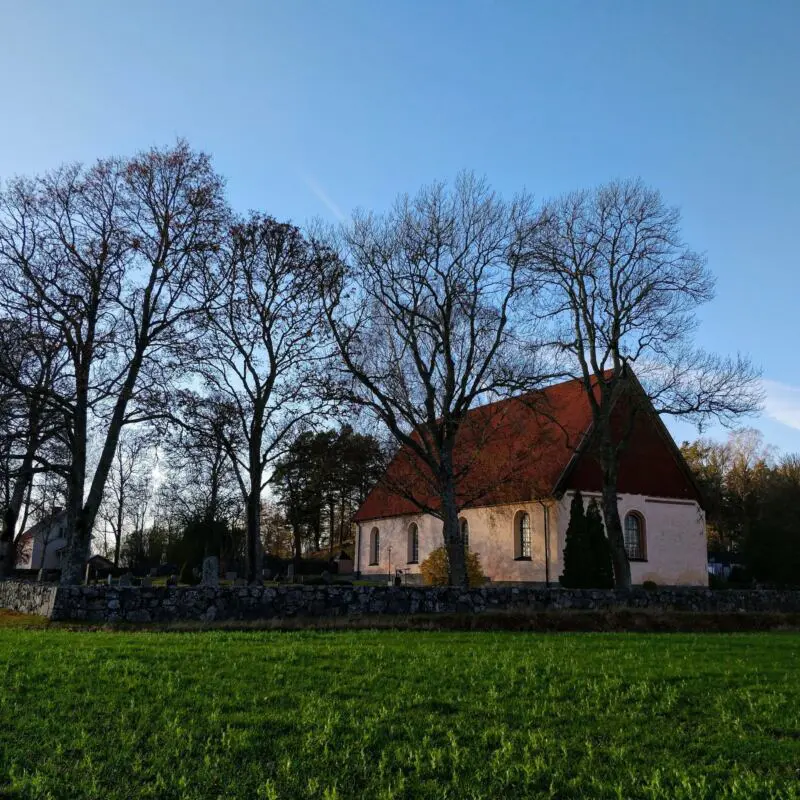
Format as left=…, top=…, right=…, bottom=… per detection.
left=560, top=490, right=592, bottom=587
left=586, top=498, right=615, bottom=589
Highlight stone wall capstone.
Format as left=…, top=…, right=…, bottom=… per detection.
left=1, top=581, right=800, bottom=623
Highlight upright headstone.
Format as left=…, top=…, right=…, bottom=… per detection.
left=286, top=563, right=295, bottom=583
left=202, top=556, right=219, bottom=587
left=107, top=573, right=113, bottom=586
left=84, top=563, right=93, bottom=585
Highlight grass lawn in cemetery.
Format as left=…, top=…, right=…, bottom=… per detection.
left=0, top=626, right=798, bottom=799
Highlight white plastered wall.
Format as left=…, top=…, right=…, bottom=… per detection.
left=357, top=491, right=708, bottom=586
left=356, top=500, right=560, bottom=584
left=555, top=492, right=709, bottom=586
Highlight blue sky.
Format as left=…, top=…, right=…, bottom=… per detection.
left=2, top=0, right=799, bottom=452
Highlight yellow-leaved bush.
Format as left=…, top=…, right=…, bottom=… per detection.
left=419, top=546, right=486, bottom=587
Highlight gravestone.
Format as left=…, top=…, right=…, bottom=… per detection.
left=119, top=572, right=134, bottom=587
left=286, top=563, right=295, bottom=583
left=166, top=574, right=178, bottom=587
left=107, top=574, right=113, bottom=585
left=84, top=564, right=93, bottom=585
left=202, top=556, right=219, bottom=587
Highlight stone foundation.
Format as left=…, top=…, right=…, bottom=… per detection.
left=2, top=580, right=800, bottom=623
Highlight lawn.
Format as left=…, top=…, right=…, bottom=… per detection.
left=0, top=630, right=798, bottom=799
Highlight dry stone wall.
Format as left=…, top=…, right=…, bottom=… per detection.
left=2, top=580, right=800, bottom=623
left=0, top=580, right=58, bottom=617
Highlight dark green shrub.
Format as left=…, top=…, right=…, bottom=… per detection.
left=586, top=499, right=614, bottom=589
left=561, top=493, right=614, bottom=589
left=560, top=491, right=590, bottom=588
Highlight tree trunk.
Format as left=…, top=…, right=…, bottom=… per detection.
left=0, top=436, right=37, bottom=577
left=245, top=485, right=262, bottom=583
left=292, top=523, right=302, bottom=563
left=328, top=500, right=335, bottom=554
left=62, top=339, right=149, bottom=585
left=599, top=465, right=632, bottom=589
left=113, top=487, right=124, bottom=568
left=439, top=449, right=467, bottom=587
left=60, top=394, right=89, bottom=585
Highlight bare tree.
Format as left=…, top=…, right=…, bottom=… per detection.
left=0, top=317, right=67, bottom=575
left=192, top=214, right=330, bottom=582
left=315, top=173, right=549, bottom=586
left=162, top=396, right=243, bottom=529
left=529, top=179, right=763, bottom=587
left=98, top=427, right=157, bottom=566
left=0, top=141, right=226, bottom=583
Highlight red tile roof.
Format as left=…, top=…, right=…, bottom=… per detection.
left=354, top=376, right=595, bottom=522
left=354, top=374, right=700, bottom=522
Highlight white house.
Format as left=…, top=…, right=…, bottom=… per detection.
left=353, top=375, right=708, bottom=586
left=14, top=509, right=69, bottom=570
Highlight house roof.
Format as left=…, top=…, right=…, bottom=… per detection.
left=353, top=372, right=702, bottom=523
left=18, top=509, right=67, bottom=541
left=354, top=375, right=597, bottom=522
left=87, top=554, right=115, bottom=568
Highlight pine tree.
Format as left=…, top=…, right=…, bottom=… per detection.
left=586, top=499, right=615, bottom=589
left=560, top=490, right=592, bottom=587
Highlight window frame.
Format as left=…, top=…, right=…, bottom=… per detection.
left=623, top=512, right=647, bottom=562
left=407, top=522, right=419, bottom=564
left=514, top=510, right=532, bottom=561
left=369, top=527, right=380, bottom=566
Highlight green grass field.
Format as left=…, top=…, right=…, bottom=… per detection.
left=1, top=629, right=798, bottom=799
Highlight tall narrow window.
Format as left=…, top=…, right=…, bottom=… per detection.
left=408, top=523, right=419, bottom=563
left=516, top=512, right=532, bottom=559
left=460, top=518, right=469, bottom=550
left=624, top=513, right=645, bottom=560
left=370, top=527, right=380, bottom=565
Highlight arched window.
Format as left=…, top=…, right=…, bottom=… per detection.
left=624, top=512, right=646, bottom=561
left=369, top=527, right=380, bottom=565
left=407, top=523, right=419, bottom=563
left=514, top=511, right=532, bottom=560
left=459, top=518, right=469, bottom=550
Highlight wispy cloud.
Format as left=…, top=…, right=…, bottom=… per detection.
left=762, top=379, right=800, bottom=431
left=304, top=176, right=346, bottom=221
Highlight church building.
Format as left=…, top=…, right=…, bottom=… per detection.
left=353, top=375, right=708, bottom=586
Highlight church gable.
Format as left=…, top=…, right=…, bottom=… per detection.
left=562, top=396, right=702, bottom=503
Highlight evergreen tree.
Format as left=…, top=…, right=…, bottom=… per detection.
left=560, top=490, right=592, bottom=587
left=586, top=499, right=614, bottom=589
